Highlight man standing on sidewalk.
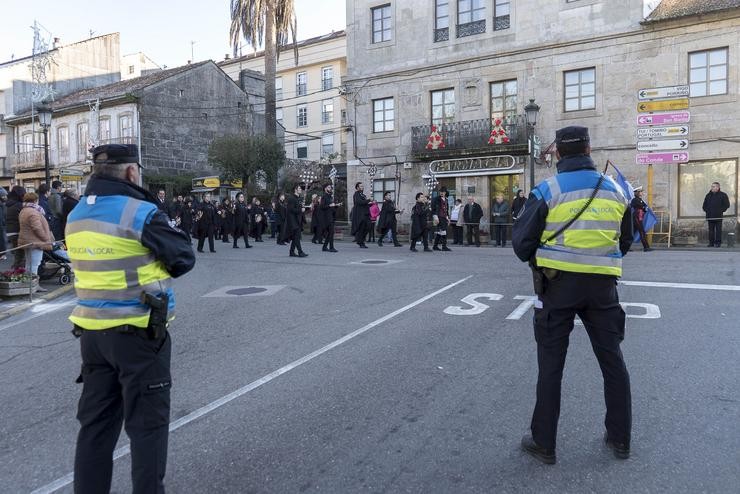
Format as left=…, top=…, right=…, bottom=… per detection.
left=702, top=182, right=730, bottom=247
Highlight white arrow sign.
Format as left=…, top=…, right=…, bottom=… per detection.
left=637, top=139, right=689, bottom=152
left=637, top=126, right=690, bottom=139
left=637, top=85, right=690, bottom=101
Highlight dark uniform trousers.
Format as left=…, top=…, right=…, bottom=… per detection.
left=75, top=329, right=172, bottom=494
left=322, top=224, right=335, bottom=250
left=531, top=272, right=631, bottom=451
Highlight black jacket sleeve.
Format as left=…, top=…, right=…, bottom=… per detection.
left=722, top=192, right=730, bottom=212
left=511, top=194, right=548, bottom=263
left=619, top=208, right=634, bottom=257
left=141, top=209, right=196, bottom=278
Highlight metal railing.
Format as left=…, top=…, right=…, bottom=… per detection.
left=411, top=115, right=528, bottom=155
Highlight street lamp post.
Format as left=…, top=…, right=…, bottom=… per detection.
left=37, top=102, right=53, bottom=185
left=524, top=98, right=540, bottom=191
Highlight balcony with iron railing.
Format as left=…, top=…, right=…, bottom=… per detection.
left=411, top=115, right=529, bottom=159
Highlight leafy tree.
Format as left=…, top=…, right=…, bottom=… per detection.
left=230, top=0, right=298, bottom=137
left=208, top=134, right=285, bottom=190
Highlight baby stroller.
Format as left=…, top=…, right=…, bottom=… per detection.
left=38, top=244, right=74, bottom=285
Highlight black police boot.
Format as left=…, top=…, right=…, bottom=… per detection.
left=521, top=435, right=556, bottom=465
left=604, top=432, right=630, bottom=460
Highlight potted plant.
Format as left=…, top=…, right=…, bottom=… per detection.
left=0, top=268, right=39, bottom=296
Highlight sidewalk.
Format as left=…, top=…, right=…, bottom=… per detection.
left=0, top=254, right=75, bottom=321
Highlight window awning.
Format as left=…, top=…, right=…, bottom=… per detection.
left=190, top=187, right=216, bottom=193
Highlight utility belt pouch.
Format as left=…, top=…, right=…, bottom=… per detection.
left=140, top=292, right=169, bottom=340
left=529, top=260, right=547, bottom=296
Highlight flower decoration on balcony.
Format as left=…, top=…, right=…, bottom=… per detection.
left=0, top=268, right=33, bottom=282
left=426, top=125, right=445, bottom=150
left=488, top=119, right=510, bottom=145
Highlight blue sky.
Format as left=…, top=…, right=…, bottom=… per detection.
left=1, top=0, right=346, bottom=68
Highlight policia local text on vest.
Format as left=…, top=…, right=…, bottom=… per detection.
left=512, top=126, right=634, bottom=465
left=66, top=144, right=195, bottom=493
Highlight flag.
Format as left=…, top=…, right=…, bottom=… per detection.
left=610, top=162, right=657, bottom=243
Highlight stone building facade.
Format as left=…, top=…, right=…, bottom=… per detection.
left=5, top=61, right=265, bottom=191
left=345, top=0, right=740, bottom=240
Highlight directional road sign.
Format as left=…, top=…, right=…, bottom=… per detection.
left=636, top=152, right=689, bottom=165
left=637, top=99, right=690, bottom=113
left=637, top=85, right=690, bottom=101
left=637, top=111, right=690, bottom=126
left=637, top=139, right=689, bottom=152
left=637, top=126, right=689, bottom=139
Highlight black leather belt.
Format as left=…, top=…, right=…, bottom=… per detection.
left=72, top=324, right=146, bottom=337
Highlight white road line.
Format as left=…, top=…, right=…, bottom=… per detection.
left=0, top=296, right=76, bottom=333
left=620, top=280, right=740, bottom=291
left=31, top=275, right=474, bottom=494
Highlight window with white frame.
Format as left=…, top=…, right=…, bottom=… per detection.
left=128, top=65, right=135, bottom=74
left=678, top=159, right=737, bottom=217
left=76, top=122, right=89, bottom=159
left=119, top=114, right=133, bottom=140
left=321, top=99, right=334, bottom=124
left=99, top=118, right=111, bottom=143
left=431, top=88, right=455, bottom=125
left=689, top=48, right=728, bottom=97
left=564, top=68, right=595, bottom=111
left=490, top=80, right=517, bottom=122
left=321, top=67, right=333, bottom=91
left=373, top=97, right=394, bottom=133
left=494, top=0, right=510, bottom=30
left=57, top=126, right=69, bottom=155
left=372, top=4, right=392, bottom=43
left=435, top=0, right=450, bottom=42
left=296, top=140, right=308, bottom=159
left=296, top=72, right=307, bottom=96
left=321, top=132, right=334, bottom=157
left=297, top=105, right=307, bottom=127
left=372, top=178, right=396, bottom=202
left=276, top=107, right=283, bottom=124
left=20, top=132, right=33, bottom=152
left=458, top=0, right=485, bottom=24
left=276, top=77, right=283, bottom=100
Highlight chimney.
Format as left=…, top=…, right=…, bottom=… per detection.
left=225, top=54, right=230, bottom=60
left=53, top=37, right=60, bottom=49
left=187, top=60, right=191, bottom=65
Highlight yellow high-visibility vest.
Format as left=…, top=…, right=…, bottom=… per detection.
left=534, top=170, right=629, bottom=276
left=65, top=195, right=173, bottom=330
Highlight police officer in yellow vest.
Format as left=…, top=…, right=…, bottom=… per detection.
left=513, top=126, right=633, bottom=464
left=66, top=144, right=195, bottom=493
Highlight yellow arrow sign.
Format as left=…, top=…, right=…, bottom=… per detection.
left=637, top=98, right=689, bottom=113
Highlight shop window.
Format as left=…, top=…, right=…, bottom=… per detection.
left=678, top=159, right=737, bottom=217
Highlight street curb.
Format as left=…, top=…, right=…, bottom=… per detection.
left=0, top=284, right=75, bottom=322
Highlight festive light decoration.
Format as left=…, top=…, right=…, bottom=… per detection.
left=488, top=118, right=510, bottom=145
left=426, top=125, right=445, bottom=150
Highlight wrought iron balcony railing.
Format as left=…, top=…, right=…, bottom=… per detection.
left=9, top=150, right=45, bottom=170
left=411, top=116, right=529, bottom=157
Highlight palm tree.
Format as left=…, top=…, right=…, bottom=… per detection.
left=230, top=0, right=298, bottom=138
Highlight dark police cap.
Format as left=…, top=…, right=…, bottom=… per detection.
left=91, top=144, right=139, bottom=164
left=555, top=126, right=590, bottom=145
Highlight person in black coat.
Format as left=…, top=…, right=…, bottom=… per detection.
left=431, top=187, right=451, bottom=251
left=630, top=188, right=652, bottom=251
left=511, top=189, right=527, bottom=221
left=196, top=193, right=217, bottom=253
left=250, top=198, right=266, bottom=242
left=60, top=189, right=80, bottom=237
left=6, top=185, right=26, bottom=268
left=463, top=196, right=484, bottom=247
left=702, top=181, right=731, bottom=247
left=0, top=188, right=7, bottom=259
left=232, top=193, right=252, bottom=249
left=280, top=183, right=308, bottom=257
left=318, top=183, right=341, bottom=252
left=377, top=191, right=403, bottom=247
left=410, top=192, right=432, bottom=252
left=221, top=198, right=234, bottom=244
left=351, top=182, right=373, bottom=248
left=180, top=197, right=194, bottom=242
left=275, top=193, right=287, bottom=245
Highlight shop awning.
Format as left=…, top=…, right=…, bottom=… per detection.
left=190, top=187, right=216, bottom=193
